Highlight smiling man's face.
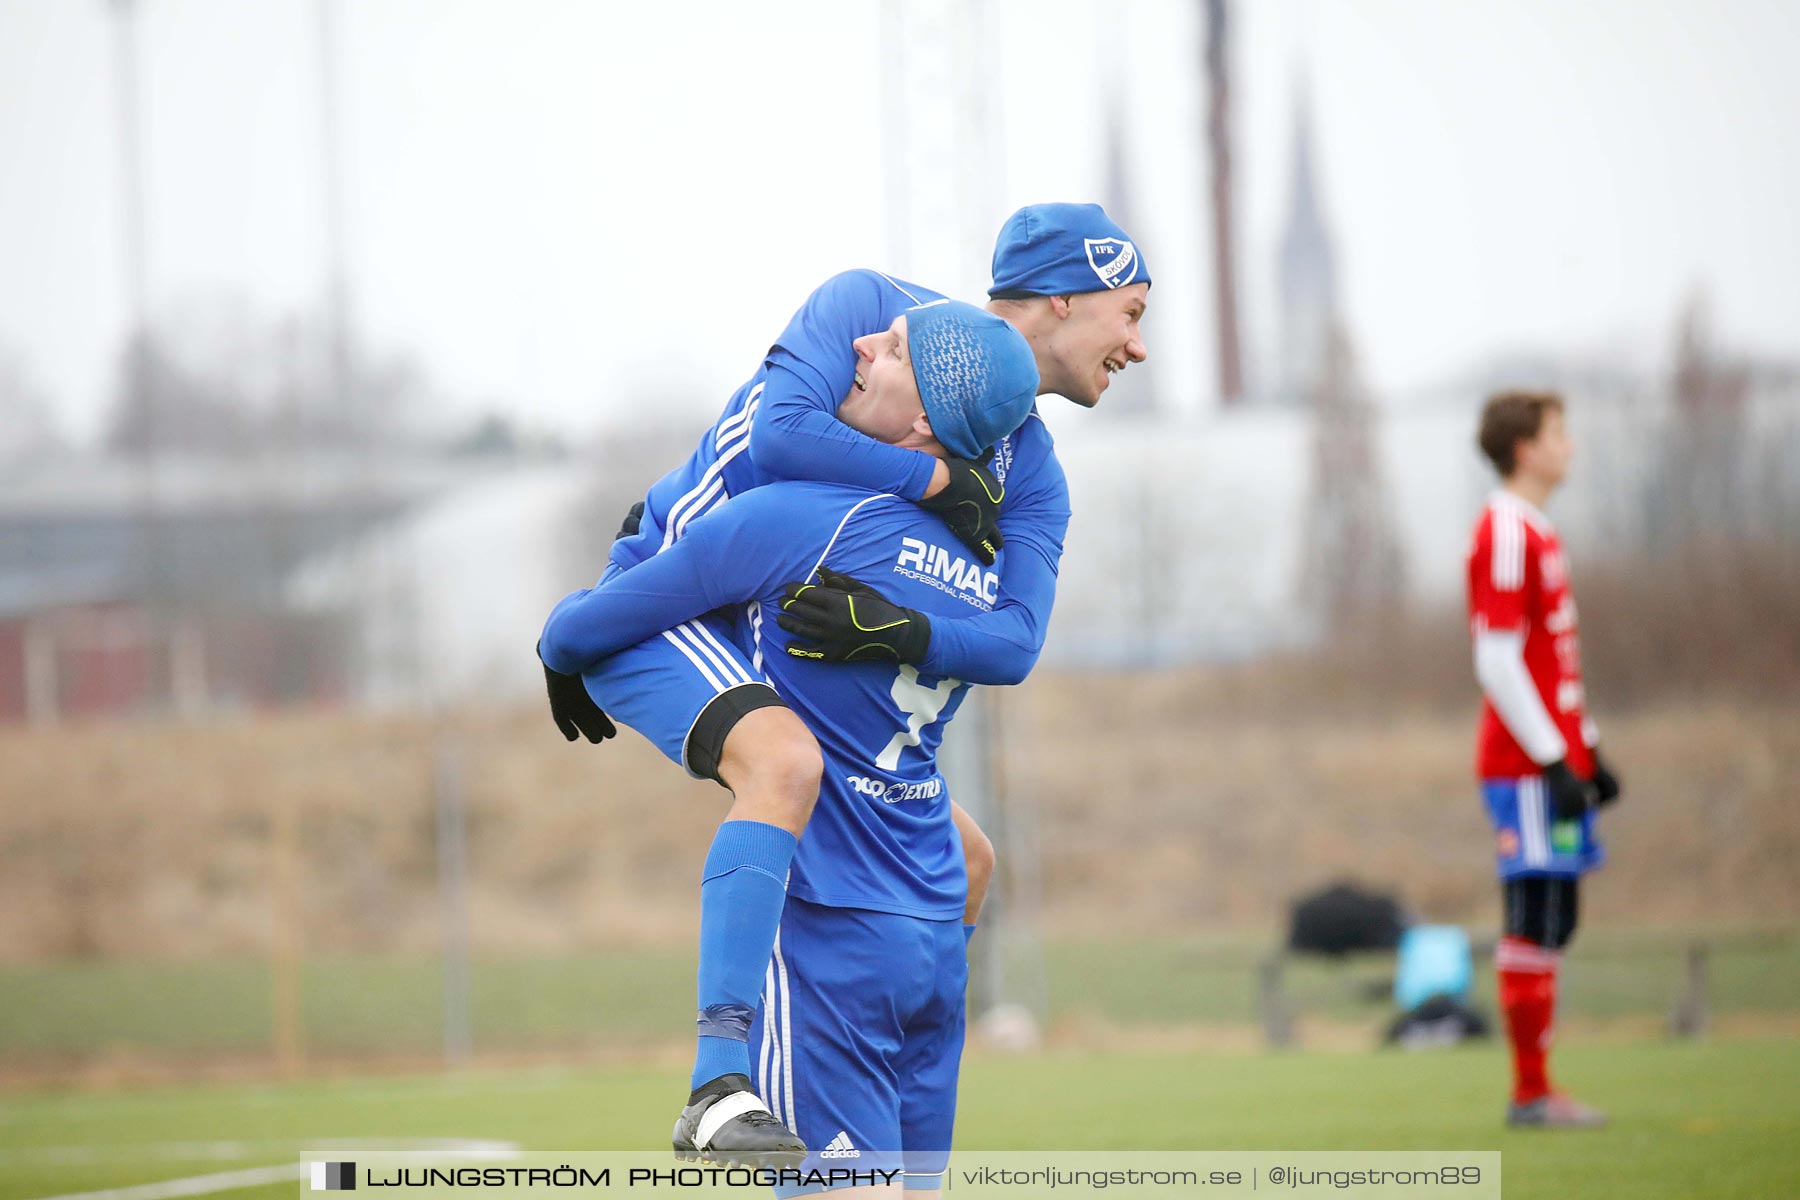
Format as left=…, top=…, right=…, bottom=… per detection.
left=837, top=314, right=924, bottom=442
left=1035, top=282, right=1149, bottom=408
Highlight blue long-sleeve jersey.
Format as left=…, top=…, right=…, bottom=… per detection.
left=544, top=481, right=1021, bottom=919
left=605, top=269, right=1071, bottom=686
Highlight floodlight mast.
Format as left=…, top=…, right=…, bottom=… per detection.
left=878, top=0, right=1046, bottom=1037
left=105, top=0, right=165, bottom=711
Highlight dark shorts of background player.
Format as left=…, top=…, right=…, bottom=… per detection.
left=1503, top=876, right=1580, bottom=950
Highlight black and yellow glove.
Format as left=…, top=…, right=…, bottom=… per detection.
left=777, top=566, right=931, bottom=664
left=918, top=452, right=1005, bottom=565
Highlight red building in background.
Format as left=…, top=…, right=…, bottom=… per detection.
left=0, top=455, right=411, bottom=724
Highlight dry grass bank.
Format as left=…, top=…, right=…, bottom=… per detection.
left=2, top=676, right=1795, bottom=961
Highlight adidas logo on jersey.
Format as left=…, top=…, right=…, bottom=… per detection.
left=819, top=1131, right=860, bottom=1159
left=895, top=537, right=998, bottom=606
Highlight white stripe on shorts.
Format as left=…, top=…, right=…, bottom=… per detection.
left=1520, top=777, right=1549, bottom=867
left=660, top=627, right=730, bottom=692
left=670, top=622, right=751, bottom=690
left=773, top=926, right=797, bottom=1133
left=747, top=601, right=765, bottom=675
left=682, top=620, right=754, bottom=685
left=758, top=960, right=776, bottom=1109
left=694, top=618, right=759, bottom=684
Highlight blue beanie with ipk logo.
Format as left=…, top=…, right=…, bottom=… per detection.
left=988, top=203, right=1150, bottom=298
left=905, top=299, right=1039, bottom=461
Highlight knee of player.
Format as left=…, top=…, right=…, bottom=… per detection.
left=720, top=708, right=823, bottom=805
left=763, top=725, right=825, bottom=799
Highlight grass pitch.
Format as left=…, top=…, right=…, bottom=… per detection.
left=2, top=1036, right=1796, bottom=1200
left=6, top=929, right=1794, bottom=1061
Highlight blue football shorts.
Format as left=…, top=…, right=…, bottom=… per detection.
left=580, top=564, right=776, bottom=781
left=752, top=896, right=967, bottom=1195
left=1481, top=775, right=1606, bottom=880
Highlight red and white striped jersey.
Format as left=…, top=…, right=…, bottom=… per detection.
left=1465, top=491, right=1591, bottom=779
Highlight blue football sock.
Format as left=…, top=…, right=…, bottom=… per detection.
left=691, top=820, right=797, bottom=1092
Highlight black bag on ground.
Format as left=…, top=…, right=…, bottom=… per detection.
left=1287, top=882, right=1409, bottom=956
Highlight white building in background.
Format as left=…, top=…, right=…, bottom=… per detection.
left=254, top=373, right=1797, bottom=705
left=287, top=461, right=596, bottom=709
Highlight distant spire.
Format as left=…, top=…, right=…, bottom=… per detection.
left=1285, top=86, right=1329, bottom=269
left=1282, top=69, right=1404, bottom=635
left=1277, top=73, right=1339, bottom=405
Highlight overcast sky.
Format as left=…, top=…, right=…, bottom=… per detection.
left=2, top=0, right=1797, bottom=445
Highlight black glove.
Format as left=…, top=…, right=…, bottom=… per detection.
left=777, top=566, right=931, bottom=664
left=614, top=499, right=645, bottom=542
left=1543, top=758, right=1598, bottom=821
left=917, top=452, right=1005, bottom=565
left=539, top=643, right=616, bottom=743
left=1590, top=749, right=1622, bottom=809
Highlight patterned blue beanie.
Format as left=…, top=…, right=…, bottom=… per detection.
left=905, top=300, right=1040, bottom=460
left=988, top=202, right=1150, bottom=298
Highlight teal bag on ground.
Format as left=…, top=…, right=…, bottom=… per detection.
left=1394, top=924, right=1473, bottom=1009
